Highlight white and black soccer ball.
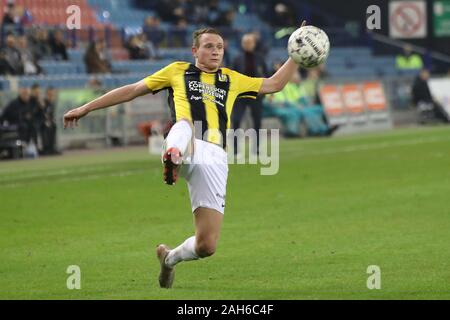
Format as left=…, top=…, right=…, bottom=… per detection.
left=287, top=25, right=330, bottom=68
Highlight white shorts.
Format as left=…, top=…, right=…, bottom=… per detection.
left=178, top=139, right=228, bottom=214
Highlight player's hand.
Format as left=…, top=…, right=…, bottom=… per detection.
left=63, top=106, right=89, bottom=129
left=300, top=20, right=306, bottom=28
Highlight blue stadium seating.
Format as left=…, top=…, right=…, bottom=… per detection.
left=2, top=44, right=405, bottom=90
left=87, top=0, right=155, bottom=28
left=0, top=78, right=11, bottom=91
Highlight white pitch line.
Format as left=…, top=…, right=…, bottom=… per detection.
left=1, top=169, right=149, bottom=189
left=280, top=135, right=450, bottom=157
left=0, top=165, right=117, bottom=182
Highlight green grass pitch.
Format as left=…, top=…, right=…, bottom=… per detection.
left=1, top=126, right=449, bottom=299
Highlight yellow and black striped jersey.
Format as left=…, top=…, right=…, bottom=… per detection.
left=143, top=61, right=263, bottom=147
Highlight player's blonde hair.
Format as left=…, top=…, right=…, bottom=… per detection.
left=192, top=28, right=222, bottom=48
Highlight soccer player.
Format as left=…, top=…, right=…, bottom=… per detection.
left=63, top=22, right=305, bottom=288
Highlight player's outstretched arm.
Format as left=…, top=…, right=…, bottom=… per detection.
left=259, top=20, right=306, bottom=95
left=63, top=79, right=151, bottom=129
left=259, top=58, right=299, bottom=94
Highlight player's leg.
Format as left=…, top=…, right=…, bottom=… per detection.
left=157, top=139, right=228, bottom=288
left=162, top=118, right=194, bottom=185
left=161, top=207, right=222, bottom=266
left=193, top=207, right=223, bottom=257
left=156, top=208, right=222, bottom=288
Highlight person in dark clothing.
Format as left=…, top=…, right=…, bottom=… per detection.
left=17, top=35, right=42, bottom=75
left=142, top=16, right=165, bottom=50
left=84, top=41, right=111, bottom=74
left=412, top=69, right=433, bottom=105
left=1, top=3, right=16, bottom=27
left=49, top=30, right=68, bottom=60
left=251, top=30, right=269, bottom=60
left=0, top=88, right=27, bottom=126
left=221, top=39, right=231, bottom=67
left=1, top=34, right=24, bottom=75
left=28, top=84, right=43, bottom=146
left=231, top=33, right=268, bottom=154
left=153, top=0, right=185, bottom=24
left=40, top=87, right=59, bottom=155
left=0, top=87, right=35, bottom=143
left=28, top=28, right=52, bottom=60
left=126, top=34, right=150, bottom=60
left=170, top=18, right=188, bottom=47
left=0, top=51, right=16, bottom=75
left=412, top=69, right=450, bottom=123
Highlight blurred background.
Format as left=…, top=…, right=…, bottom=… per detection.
left=1, top=0, right=449, bottom=160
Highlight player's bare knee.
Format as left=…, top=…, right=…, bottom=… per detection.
left=195, top=241, right=216, bottom=258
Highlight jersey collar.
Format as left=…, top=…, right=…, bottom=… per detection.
left=190, top=63, right=222, bottom=74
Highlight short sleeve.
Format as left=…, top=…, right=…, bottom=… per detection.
left=233, top=71, right=264, bottom=99
left=143, top=62, right=176, bottom=93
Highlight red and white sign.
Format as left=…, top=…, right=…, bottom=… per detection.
left=319, top=85, right=344, bottom=116
left=362, top=82, right=387, bottom=111
left=342, top=84, right=365, bottom=114
left=389, top=1, right=427, bottom=39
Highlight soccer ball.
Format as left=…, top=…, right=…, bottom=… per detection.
left=287, top=25, right=330, bottom=68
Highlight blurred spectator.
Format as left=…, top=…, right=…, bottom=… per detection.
left=316, top=63, right=329, bottom=79
left=1, top=2, right=32, bottom=29
left=14, top=5, right=32, bottom=26
left=0, top=50, right=15, bottom=75
left=223, top=9, right=236, bottom=28
left=263, top=74, right=303, bottom=138
left=28, top=28, right=52, bottom=60
left=1, top=2, right=15, bottom=27
left=300, top=68, right=322, bottom=105
left=29, top=83, right=44, bottom=150
left=126, top=34, right=150, bottom=60
left=17, top=35, right=42, bottom=75
left=0, top=87, right=37, bottom=145
left=232, top=33, right=268, bottom=154
left=1, top=34, right=24, bottom=75
left=154, top=0, right=185, bottom=24
left=142, top=16, right=165, bottom=49
left=206, top=0, right=221, bottom=26
left=49, top=30, right=68, bottom=61
left=221, top=39, right=231, bottom=67
left=170, top=18, right=188, bottom=47
left=396, top=45, right=423, bottom=71
left=263, top=70, right=338, bottom=137
left=137, top=33, right=159, bottom=58
left=266, top=1, right=296, bottom=28
left=207, top=0, right=234, bottom=28
left=0, top=87, right=28, bottom=127
left=251, top=30, right=269, bottom=59
left=29, top=83, right=43, bottom=109
left=412, top=69, right=450, bottom=123
left=40, top=87, right=59, bottom=155
left=84, top=41, right=111, bottom=74
left=191, top=0, right=210, bottom=25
